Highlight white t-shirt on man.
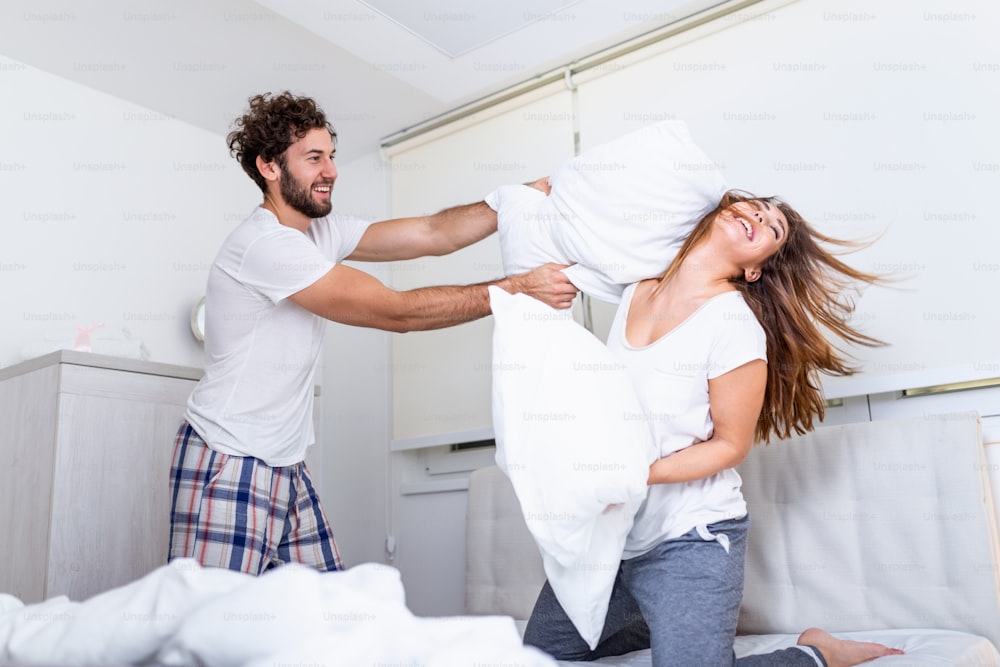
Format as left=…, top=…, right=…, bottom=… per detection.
left=604, top=284, right=767, bottom=559
left=186, top=206, right=371, bottom=467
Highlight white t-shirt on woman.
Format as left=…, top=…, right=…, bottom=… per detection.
left=604, top=283, right=767, bottom=559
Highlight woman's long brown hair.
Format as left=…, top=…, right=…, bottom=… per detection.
left=656, top=190, right=884, bottom=443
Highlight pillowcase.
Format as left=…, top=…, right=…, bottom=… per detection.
left=488, top=286, right=658, bottom=649
left=486, top=120, right=729, bottom=303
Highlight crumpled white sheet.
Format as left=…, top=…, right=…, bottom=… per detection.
left=0, top=559, right=556, bottom=667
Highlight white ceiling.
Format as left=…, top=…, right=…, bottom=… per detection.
left=1, top=0, right=721, bottom=162
left=353, top=0, right=582, bottom=58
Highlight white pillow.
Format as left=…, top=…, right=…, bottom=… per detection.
left=486, top=120, right=729, bottom=303
left=488, top=286, right=657, bottom=649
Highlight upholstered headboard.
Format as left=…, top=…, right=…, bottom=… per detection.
left=466, top=464, right=546, bottom=621
left=737, top=412, right=1000, bottom=647
left=465, top=413, right=1000, bottom=648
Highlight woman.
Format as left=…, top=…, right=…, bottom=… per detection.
left=523, top=191, right=904, bottom=666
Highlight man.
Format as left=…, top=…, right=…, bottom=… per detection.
left=168, top=91, right=577, bottom=574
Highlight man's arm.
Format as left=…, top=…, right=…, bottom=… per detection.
left=348, top=201, right=496, bottom=262
left=348, top=178, right=552, bottom=262
left=288, top=261, right=578, bottom=332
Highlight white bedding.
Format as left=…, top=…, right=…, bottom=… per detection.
left=557, top=629, right=1000, bottom=666
left=0, top=559, right=556, bottom=667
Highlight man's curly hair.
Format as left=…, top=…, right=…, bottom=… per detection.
left=227, top=92, right=336, bottom=193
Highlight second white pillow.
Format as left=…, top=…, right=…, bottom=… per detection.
left=489, top=286, right=657, bottom=649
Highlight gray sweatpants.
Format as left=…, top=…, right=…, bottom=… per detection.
left=523, top=514, right=826, bottom=667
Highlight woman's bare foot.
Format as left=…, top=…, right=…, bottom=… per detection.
left=797, top=628, right=904, bottom=667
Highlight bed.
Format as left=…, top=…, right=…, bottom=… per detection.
left=465, top=413, right=1000, bottom=666
left=2, top=415, right=997, bottom=666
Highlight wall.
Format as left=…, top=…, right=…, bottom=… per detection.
left=0, top=55, right=392, bottom=570
left=386, top=0, right=1000, bottom=616
left=315, top=154, right=394, bottom=569
left=0, top=55, right=249, bottom=370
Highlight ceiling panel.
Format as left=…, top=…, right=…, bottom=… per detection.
left=358, top=0, right=581, bottom=57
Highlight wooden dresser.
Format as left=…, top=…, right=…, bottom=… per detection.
left=0, top=351, right=201, bottom=604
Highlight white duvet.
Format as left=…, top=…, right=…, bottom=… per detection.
left=0, top=559, right=556, bottom=667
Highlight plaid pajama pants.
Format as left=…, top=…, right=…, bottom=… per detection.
left=167, top=421, right=343, bottom=574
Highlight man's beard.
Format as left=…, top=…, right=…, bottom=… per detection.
left=280, top=172, right=333, bottom=219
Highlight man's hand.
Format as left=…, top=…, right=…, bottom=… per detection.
left=524, top=176, right=551, bottom=196
left=499, top=262, right=579, bottom=309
